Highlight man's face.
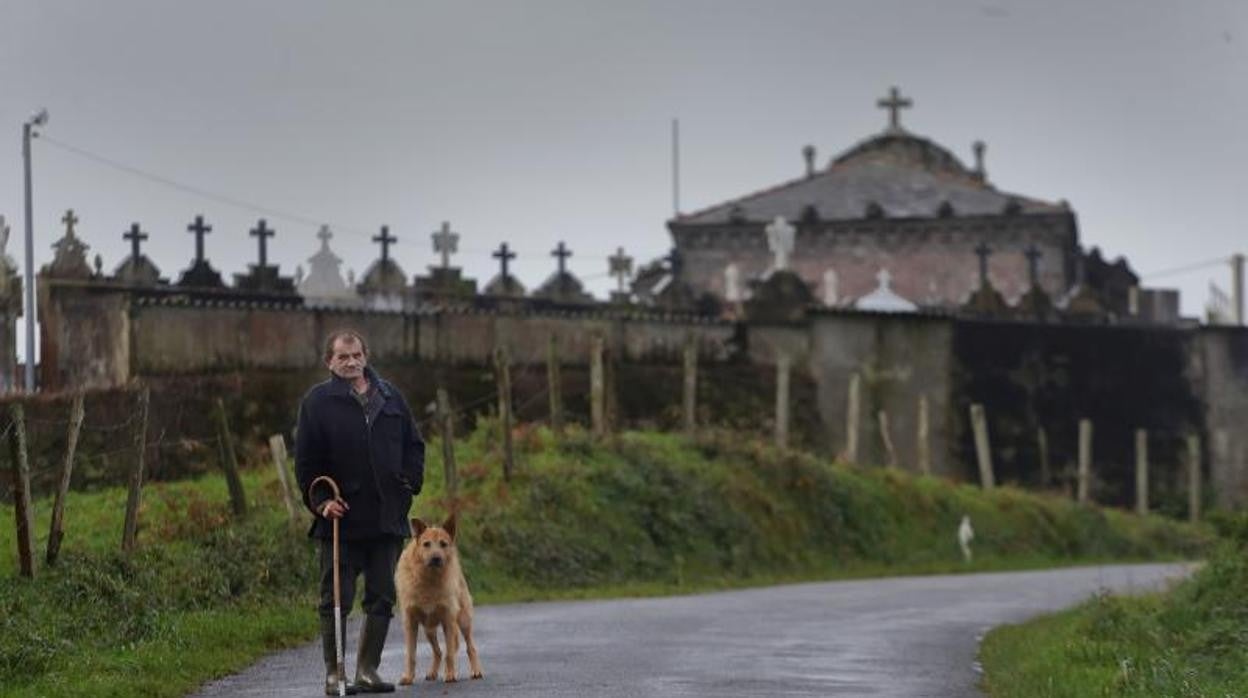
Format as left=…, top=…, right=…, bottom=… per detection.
left=326, top=337, right=367, bottom=380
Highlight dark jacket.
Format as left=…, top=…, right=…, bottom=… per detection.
left=295, top=366, right=424, bottom=540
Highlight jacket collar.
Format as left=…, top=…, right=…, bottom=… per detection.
left=326, top=365, right=392, bottom=399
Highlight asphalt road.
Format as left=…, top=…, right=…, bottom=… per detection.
left=190, top=563, right=1190, bottom=698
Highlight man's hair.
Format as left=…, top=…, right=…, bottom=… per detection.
left=323, top=329, right=369, bottom=361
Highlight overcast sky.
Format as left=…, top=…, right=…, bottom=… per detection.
left=1, top=0, right=1245, bottom=360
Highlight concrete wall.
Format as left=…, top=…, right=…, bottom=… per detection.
left=1195, top=328, right=1248, bottom=508
left=807, top=311, right=955, bottom=474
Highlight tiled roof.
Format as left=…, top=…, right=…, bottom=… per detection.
left=675, top=131, right=1065, bottom=225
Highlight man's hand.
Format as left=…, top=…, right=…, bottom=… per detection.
left=320, top=499, right=350, bottom=519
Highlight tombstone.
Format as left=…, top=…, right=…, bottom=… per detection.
left=232, top=219, right=296, bottom=294
left=177, top=215, right=225, bottom=289
left=607, top=247, right=633, bottom=304
left=298, top=225, right=354, bottom=303
left=533, top=241, right=593, bottom=304
left=724, top=263, right=743, bottom=303
left=356, top=225, right=407, bottom=308
left=962, top=242, right=1010, bottom=317
left=112, top=222, right=167, bottom=286
left=854, top=269, right=917, bottom=313
left=765, top=216, right=796, bottom=275
left=42, top=209, right=93, bottom=279
left=412, top=221, right=476, bottom=302
left=482, top=242, right=526, bottom=298
left=1016, top=244, right=1055, bottom=320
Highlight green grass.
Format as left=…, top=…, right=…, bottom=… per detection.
left=980, top=516, right=1248, bottom=697
left=0, top=424, right=1212, bottom=697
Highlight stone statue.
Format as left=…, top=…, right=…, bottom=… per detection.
left=822, top=268, right=839, bottom=306
left=724, top=263, right=742, bottom=302
left=765, top=216, right=795, bottom=272
left=958, top=515, right=974, bottom=563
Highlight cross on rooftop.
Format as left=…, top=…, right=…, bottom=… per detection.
left=62, top=209, right=79, bottom=237
left=974, top=242, right=992, bottom=285
left=250, top=219, right=275, bottom=268
left=1025, top=245, right=1043, bottom=288
left=492, top=242, right=516, bottom=278
left=877, top=86, right=913, bottom=131
left=608, top=247, right=633, bottom=293
left=373, top=225, right=396, bottom=263
left=317, top=224, right=332, bottom=249
left=432, top=221, right=458, bottom=269
left=551, top=241, right=572, bottom=275
left=188, top=215, right=212, bottom=263
left=124, top=223, right=148, bottom=260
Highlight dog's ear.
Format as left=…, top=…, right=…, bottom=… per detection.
left=442, top=510, right=457, bottom=540
left=410, top=518, right=428, bottom=537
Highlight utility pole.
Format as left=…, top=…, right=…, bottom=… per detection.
left=22, top=109, right=48, bottom=392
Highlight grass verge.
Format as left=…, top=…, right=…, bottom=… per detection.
left=0, top=425, right=1212, bottom=696
left=980, top=514, right=1248, bottom=697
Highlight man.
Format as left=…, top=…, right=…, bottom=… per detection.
left=296, top=330, right=424, bottom=695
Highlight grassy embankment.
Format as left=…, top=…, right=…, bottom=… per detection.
left=0, top=424, right=1211, bottom=697
left=981, top=513, right=1247, bottom=697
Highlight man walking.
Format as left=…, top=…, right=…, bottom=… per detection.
left=296, top=330, right=424, bottom=694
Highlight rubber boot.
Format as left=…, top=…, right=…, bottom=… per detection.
left=353, top=614, right=396, bottom=693
left=320, top=616, right=358, bottom=696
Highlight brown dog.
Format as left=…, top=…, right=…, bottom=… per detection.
left=394, top=513, right=483, bottom=684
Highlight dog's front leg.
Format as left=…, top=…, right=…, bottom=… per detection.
left=423, top=622, right=442, bottom=682
left=399, top=608, right=418, bottom=685
left=442, top=615, right=459, bottom=682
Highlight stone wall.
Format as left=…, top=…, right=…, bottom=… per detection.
left=33, top=274, right=1248, bottom=508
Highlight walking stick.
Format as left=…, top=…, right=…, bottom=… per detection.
left=309, top=475, right=347, bottom=697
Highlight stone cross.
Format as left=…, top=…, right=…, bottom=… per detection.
left=974, top=242, right=992, bottom=286
left=294, top=264, right=305, bottom=286
left=608, top=247, right=633, bottom=293
left=124, top=223, right=148, bottom=260
left=62, top=209, right=79, bottom=237
left=188, top=215, right=212, bottom=263
left=432, top=221, right=458, bottom=269
left=877, top=86, right=913, bottom=131
left=724, top=263, right=742, bottom=302
left=317, top=224, right=332, bottom=250
left=1025, top=244, right=1042, bottom=288
left=551, top=241, right=572, bottom=275
left=250, top=219, right=275, bottom=268
left=373, top=225, right=396, bottom=263
left=765, top=215, right=796, bottom=272
left=492, top=242, right=516, bottom=278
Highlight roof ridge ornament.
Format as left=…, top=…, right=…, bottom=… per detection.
left=876, top=86, right=913, bottom=133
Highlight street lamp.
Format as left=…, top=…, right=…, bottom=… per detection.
left=22, top=108, right=47, bottom=392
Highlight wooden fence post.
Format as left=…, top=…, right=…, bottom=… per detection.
left=845, top=372, right=861, bottom=463
left=546, top=335, right=563, bottom=436
left=437, top=387, right=458, bottom=501
left=775, top=354, right=791, bottom=450
left=969, top=403, right=995, bottom=489
left=8, top=403, right=35, bottom=577
left=122, top=387, right=151, bottom=555
left=1187, top=434, right=1202, bottom=523
left=1135, top=429, right=1149, bottom=516
left=1037, top=426, right=1051, bottom=487
left=916, top=394, right=931, bottom=476
left=683, top=335, right=698, bottom=436
left=494, top=347, right=514, bottom=481
left=590, top=335, right=605, bottom=438
left=267, top=434, right=298, bottom=523
left=878, top=410, right=897, bottom=467
left=1077, top=418, right=1093, bottom=504
left=214, top=397, right=247, bottom=518
left=47, top=392, right=85, bottom=565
